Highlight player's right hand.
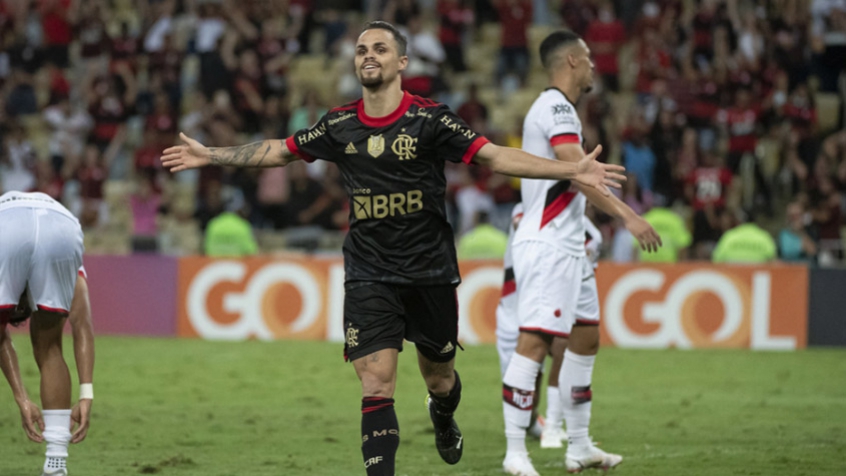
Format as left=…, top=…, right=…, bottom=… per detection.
left=161, top=132, right=211, bottom=172
left=70, top=399, right=92, bottom=443
left=19, top=399, right=44, bottom=443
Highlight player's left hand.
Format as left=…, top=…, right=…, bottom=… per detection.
left=625, top=215, right=662, bottom=252
left=575, top=145, right=626, bottom=196
left=70, top=399, right=92, bottom=443
left=19, top=398, right=44, bottom=443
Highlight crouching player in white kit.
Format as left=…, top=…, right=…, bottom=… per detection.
left=0, top=191, right=95, bottom=476
left=500, top=31, right=661, bottom=475
left=497, top=207, right=604, bottom=448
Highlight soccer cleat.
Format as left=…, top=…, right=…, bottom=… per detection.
left=540, top=426, right=567, bottom=449
left=42, top=470, right=68, bottom=476
left=565, top=443, right=623, bottom=473
left=43, top=457, right=67, bottom=475
left=502, top=452, right=540, bottom=476
left=426, top=396, right=463, bottom=464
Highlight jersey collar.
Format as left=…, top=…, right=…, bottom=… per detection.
left=357, top=91, right=414, bottom=128
left=544, top=86, right=577, bottom=106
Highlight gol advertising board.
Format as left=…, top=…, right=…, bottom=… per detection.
left=177, top=256, right=345, bottom=341
left=176, top=257, right=808, bottom=350
left=596, top=263, right=808, bottom=350
left=176, top=256, right=505, bottom=344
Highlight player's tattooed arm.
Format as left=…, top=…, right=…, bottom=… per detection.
left=208, top=141, right=291, bottom=167
left=162, top=133, right=297, bottom=172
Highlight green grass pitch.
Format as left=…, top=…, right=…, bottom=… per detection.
left=1, top=336, right=844, bottom=475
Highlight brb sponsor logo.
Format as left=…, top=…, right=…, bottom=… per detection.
left=598, top=264, right=808, bottom=350
left=177, top=257, right=345, bottom=340
left=353, top=190, right=424, bottom=220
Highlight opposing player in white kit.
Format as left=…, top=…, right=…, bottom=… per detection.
left=497, top=207, right=603, bottom=448
left=500, top=31, right=661, bottom=475
left=0, top=191, right=95, bottom=476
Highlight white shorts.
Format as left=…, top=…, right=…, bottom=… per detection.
left=0, top=207, right=84, bottom=314
left=512, top=241, right=599, bottom=337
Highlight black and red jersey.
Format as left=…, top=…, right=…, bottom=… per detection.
left=285, top=91, right=489, bottom=285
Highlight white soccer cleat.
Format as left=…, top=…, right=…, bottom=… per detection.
left=42, top=457, right=68, bottom=475
left=503, top=452, right=540, bottom=476
left=42, top=468, right=68, bottom=476
left=540, top=426, right=567, bottom=448
left=565, top=443, right=622, bottom=473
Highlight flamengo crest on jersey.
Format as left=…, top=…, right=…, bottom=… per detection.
left=514, top=88, right=587, bottom=257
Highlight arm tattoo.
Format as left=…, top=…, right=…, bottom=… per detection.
left=255, top=144, right=271, bottom=167
left=208, top=142, right=264, bottom=167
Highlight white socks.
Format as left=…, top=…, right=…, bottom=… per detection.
left=559, top=350, right=595, bottom=451
left=43, top=409, right=72, bottom=469
left=502, top=353, right=542, bottom=455
left=545, top=385, right=563, bottom=431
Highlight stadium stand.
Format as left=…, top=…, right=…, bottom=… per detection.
left=0, top=0, right=844, bottom=264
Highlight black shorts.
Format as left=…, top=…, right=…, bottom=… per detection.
left=343, top=282, right=459, bottom=363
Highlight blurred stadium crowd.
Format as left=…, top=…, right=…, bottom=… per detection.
left=0, top=0, right=844, bottom=263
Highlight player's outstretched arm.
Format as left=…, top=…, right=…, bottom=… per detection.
left=472, top=143, right=625, bottom=196
left=68, top=276, right=94, bottom=443
left=161, top=132, right=297, bottom=172
left=0, top=325, right=44, bottom=442
left=552, top=143, right=662, bottom=252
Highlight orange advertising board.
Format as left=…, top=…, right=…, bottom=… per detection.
left=595, top=263, right=808, bottom=350
left=177, top=256, right=345, bottom=341
left=176, top=257, right=808, bottom=350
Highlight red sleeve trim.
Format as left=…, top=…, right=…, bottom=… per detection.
left=285, top=136, right=315, bottom=163
left=462, top=136, right=490, bottom=164
left=550, top=133, right=580, bottom=146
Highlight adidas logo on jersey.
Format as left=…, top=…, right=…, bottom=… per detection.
left=345, top=142, right=358, bottom=154
left=440, top=341, right=454, bottom=354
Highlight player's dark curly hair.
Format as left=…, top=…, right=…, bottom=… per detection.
left=362, top=21, right=408, bottom=57
left=539, top=30, right=582, bottom=69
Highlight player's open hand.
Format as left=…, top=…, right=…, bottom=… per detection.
left=19, top=399, right=44, bottom=443
left=575, top=145, right=626, bottom=196
left=161, top=132, right=212, bottom=172
left=625, top=214, right=663, bottom=252
left=70, top=399, right=92, bottom=443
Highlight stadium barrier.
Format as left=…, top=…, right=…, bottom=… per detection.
left=808, top=268, right=846, bottom=347
left=77, top=256, right=827, bottom=349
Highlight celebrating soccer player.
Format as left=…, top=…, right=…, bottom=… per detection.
left=0, top=191, right=96, bottom=476
left=162, top=21, right=626, bottom=475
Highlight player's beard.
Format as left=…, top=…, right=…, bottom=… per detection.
left=360, top=72, right=385, bottom=89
